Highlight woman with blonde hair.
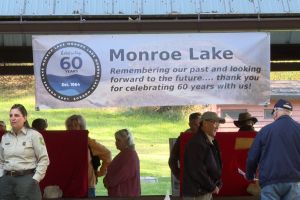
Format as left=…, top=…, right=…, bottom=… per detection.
left=103, top=129, right=141, bottom=197
left=65, top=114, right=111, bottom=198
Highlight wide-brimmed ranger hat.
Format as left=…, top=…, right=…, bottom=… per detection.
left=272, top=99, right=293, bottom=115
left=234, top=112, right=258, bottom=128
left=201, top=111, right=225, bottom=124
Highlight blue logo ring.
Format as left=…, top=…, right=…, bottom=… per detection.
left=40, top=41, right=101, bottom=102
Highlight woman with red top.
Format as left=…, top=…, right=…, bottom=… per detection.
left=103, top=129, right=141, bottom=197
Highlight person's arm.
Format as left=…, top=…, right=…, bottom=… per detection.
left=89, top=138, right=112, bottom=177
left=246, top=132, right=262, bottom=181
left=0, top=139, right=4, bottom=177
left=168, top=136, right=180, bottom=180
left=31, top=130, right=50, bottom=182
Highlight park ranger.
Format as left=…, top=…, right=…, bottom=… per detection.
left=0, top=104, right=50, bottom=200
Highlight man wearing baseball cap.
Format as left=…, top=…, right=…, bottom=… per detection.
left=246, top=99, right=300, bottom=200
left=182, top=111, right=225, bottom=200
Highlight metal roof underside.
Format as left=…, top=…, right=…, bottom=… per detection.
left=1, top=0, right=300, bottom=16
left=0, top=0, right=300, bottom=74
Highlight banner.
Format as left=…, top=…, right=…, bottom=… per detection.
left=32, top=33, right=270, bottom=109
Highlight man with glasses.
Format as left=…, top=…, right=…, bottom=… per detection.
left=182, top=111, right=225, bottom=200
left=246, top=99, right=300, bottom=200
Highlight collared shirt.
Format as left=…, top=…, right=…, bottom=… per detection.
left=206, top=134, right=214, bottom=144
left=0, top=127, right=50, bottom=182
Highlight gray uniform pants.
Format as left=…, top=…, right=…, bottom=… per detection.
left=0, top=174, right=41, bottom=200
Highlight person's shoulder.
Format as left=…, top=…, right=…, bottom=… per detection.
left=88, top=137, right=108, bottom=151
left=27, top=128, right=43, bottom=136
left=2, top=131, right=12, bottom=139
left=88, top=136, right=94, bottom=142
left=88, top=137, right=99, bottom=146
left=125, top=148, right=139, bottom=158
left=186, top=132, right=203, bottom=144
left=288, top=116, right=300, bottom=123
left=180, top=130, right=194, bottom=139
left=180, top=129, right=192, bottom=135
left=257, top=122, right=275, bottom=136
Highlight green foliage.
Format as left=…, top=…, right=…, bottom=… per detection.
left=96, top=177, right=171, bottom=196
left=140, top=177, right=171, bottom=196
left=271, top=71, right=300, bottom=80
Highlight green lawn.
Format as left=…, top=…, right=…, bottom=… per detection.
left=0, top=75, right=190, bottom=195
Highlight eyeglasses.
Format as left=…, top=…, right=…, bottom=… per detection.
left=205, top=119, right=218, bottom=124
left=271, top=107, right=284, bottom=115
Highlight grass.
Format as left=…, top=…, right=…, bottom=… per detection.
left=0, top=75, right=189, bottom=195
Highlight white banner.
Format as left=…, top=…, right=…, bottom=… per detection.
left=32, top=33, right=270, bottom=109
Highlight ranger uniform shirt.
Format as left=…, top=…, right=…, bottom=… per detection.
left=0, top=127, right=50, bottom=182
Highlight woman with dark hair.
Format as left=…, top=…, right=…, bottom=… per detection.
left=0, top=104, right=50, bottom=200
left=103, top=129, right=141, bottom=197
left=32, top=118, right=48, bottom=132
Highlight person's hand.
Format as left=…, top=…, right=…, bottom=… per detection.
left=32, top=178, right=39, bottom=185
left=212, top=186, right=219, bottom=194
left=97, top=170, right=105, bottom=177
left=238, top=168, right=248, bottom=180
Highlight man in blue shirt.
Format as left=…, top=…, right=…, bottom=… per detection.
left=246, top=99, right=300, bottom=200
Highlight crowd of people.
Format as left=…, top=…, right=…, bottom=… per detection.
left=0, top=104, right=141, bottom=199
left=0, top=98, right=300, bottom=200
left=169, top=99, right=300, bottom=200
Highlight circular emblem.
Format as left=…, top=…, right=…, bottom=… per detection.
left=40, top=41, right=101, bottom=102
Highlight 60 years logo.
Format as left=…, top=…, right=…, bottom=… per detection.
left=40, top=41, right=101, bottom=102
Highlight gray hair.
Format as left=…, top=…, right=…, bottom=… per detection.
left=274, top=108, right=292, bottom=119
left=283, top=109, right=292, bottom=116
left=115, top=129, right=135, bottom=149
